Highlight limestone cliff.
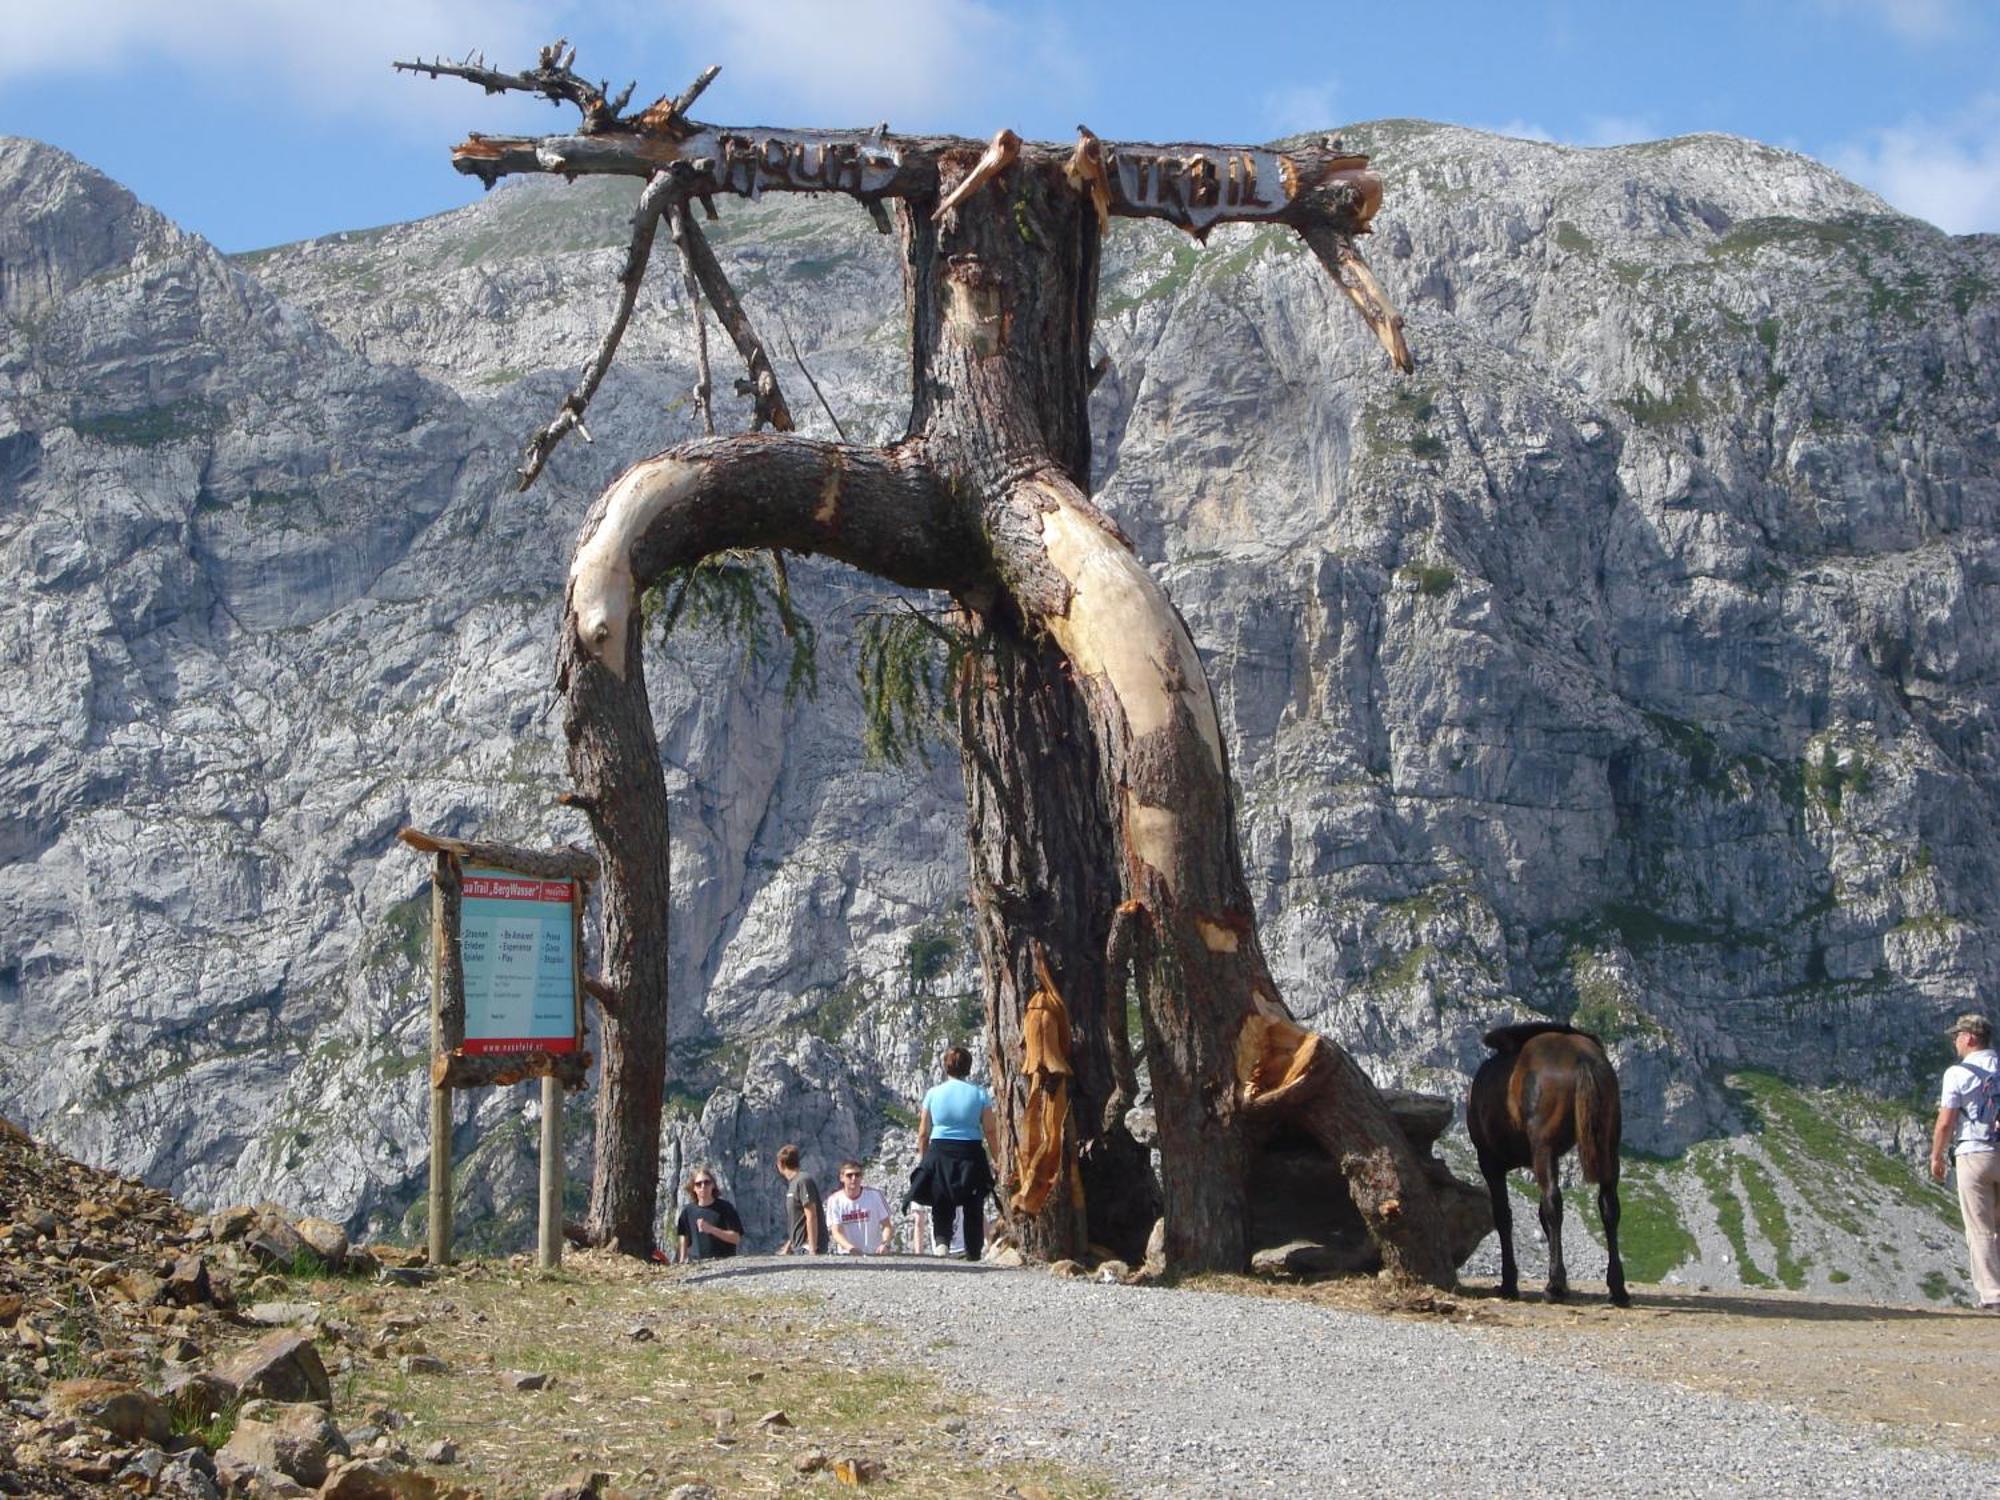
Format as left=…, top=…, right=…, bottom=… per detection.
left=3, top=122, right=1995, bottom=1298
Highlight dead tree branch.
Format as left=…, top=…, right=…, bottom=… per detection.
left=516, top=170, right=679, bottom=489
left=393, top=38, right=634, bottom=134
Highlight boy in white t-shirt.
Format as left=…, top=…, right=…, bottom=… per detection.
left=825, top=1160, right=894, bottom=1254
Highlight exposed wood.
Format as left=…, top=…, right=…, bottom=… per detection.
left=1010, top=946, right=1077, bottom=1218
left=1064, top=127, right=1111, bottom=235
left=398, top=827, right=598, bottom=882
left=1299, top=222, right=1413, bottom=373
left=429, top=1047, right=592, bottom=1090
left=934, top=128, right=1021, bottom=221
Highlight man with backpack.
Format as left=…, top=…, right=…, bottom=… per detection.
left=1930, top=1012, right=2000, bottom=1309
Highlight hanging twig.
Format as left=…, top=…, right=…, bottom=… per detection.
left=668, top=201, right=716, bottom=438
left=516, top=171, right=679, bottom=489
left=781, top=321, right=849, bottom=442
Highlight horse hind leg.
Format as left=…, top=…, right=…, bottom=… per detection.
left=1535, top=1147, right=1567, bottom=1303
left=1599, top=1178, right=1630, bottom=1307
left=1480, top=1153, right=1519, bottom=1300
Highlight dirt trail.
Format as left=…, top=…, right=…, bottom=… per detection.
left=1274, top=1273, right=2000, bottom=1457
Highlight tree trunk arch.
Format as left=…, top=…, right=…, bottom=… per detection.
left=407, top=43, right=1468, bottom=1283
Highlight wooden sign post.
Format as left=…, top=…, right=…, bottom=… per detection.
left=399, top=829, right=597, bottom=1269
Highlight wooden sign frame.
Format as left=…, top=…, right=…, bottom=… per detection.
left=399, top=827, right=599, bottom=1268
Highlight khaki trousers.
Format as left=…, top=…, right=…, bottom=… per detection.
left=1955, top=1147, right=2000, bottom=1307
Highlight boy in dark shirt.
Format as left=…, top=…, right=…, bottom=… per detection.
left=775, top=1143, right=825, bottom=1254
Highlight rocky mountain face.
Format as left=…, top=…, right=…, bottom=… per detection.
left=3, top=121, right=1996, bottom=1299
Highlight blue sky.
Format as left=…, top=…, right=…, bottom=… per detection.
left=1, top=0, right=1995, bottom=251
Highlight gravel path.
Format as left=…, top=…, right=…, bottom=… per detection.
left=688, top=1257, right=1999, bottom=1497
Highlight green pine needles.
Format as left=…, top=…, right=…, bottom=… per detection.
left=855, top=605, right=972, bottom=767
left=645, top=555, right=975, bottom=768
left=644, top=550, right=819, bottom=704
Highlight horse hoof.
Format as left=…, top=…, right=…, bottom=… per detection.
left=1545, top=1286, right=1568, bottom=1303
left=1610, top=1288, right=1631, bottom=1308
left=1499, top=1285, right=1520, bottom=1301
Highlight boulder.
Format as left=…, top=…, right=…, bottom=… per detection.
left=1250, top=1240, right=1349, bottom=1277
left=217, top=1400, right=349, bottom=1487
left=319, top=1458, right=439, bottom=1499
left=294, top=1218, right=349, bottom=1270
left=213, top=1331, right=332, bottom=1407
left=243, top=1218, right=309, bottom=1270
left=208, top=1207, right=257, bottom=1243
left=162, top=1369, right=238, bottom=1426
left=165, top=1254, right=214, bottom=1306
left=246, top=1302, right=320, bottom=1327
left=47, top=1378, right=170, bottom=1444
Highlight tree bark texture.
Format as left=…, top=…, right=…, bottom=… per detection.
left=456, top=73, right=1458, bottom=1276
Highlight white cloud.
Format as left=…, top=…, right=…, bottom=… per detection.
left=1830, top=95, right=2000, bottom=233
left=655, top=0, right=1086, bottom=135
left=1579, top=113, right=1660, bottom=147
left=0, top=0, right=559, bottom=130
left=1818, top=0, right=1966, bottom=44
left=1260, top=80, right=1341, bottom=139
left=1472, top=119, right=1557, bottom=144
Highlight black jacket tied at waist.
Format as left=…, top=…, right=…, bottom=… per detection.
left=906, top=1137, right=995, bottom=1209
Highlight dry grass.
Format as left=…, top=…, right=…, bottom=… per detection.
left=296, top=1251, right=1115, bottom=1498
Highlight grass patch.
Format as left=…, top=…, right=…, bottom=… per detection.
left=1396, top=564, right=1455, bottom=597
left=72, top=400, right=223, bottom=447
left=1610, top=1157, right=1697, bottom=1283
left=1692, top=1150, right=1773, bottom=1288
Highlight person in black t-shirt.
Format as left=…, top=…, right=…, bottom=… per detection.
left=774, top=1143, right=825, bottom=1254
left=673, top=1167, right=744, bottom=1262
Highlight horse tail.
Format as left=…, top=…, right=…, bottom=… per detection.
left=1572, top=1049, right=1622, bottom=1186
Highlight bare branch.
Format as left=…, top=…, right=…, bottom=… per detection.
left=394, top=37, right=635, bottom=134
left=782, top=323, right=849, bottom=443
left=517, top=171, right=678, bottom=489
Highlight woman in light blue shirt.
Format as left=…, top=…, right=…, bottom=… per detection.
left=911, top=1045, right=999, bottom=1261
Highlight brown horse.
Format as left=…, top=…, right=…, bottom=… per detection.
left=1467, top=1021, right=1629, bottom=1306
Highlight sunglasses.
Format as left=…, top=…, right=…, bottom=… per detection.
left=693, top=1178, right=715, bottom=1187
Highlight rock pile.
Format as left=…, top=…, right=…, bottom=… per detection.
left=0, top=1117, right=466, bottom=1498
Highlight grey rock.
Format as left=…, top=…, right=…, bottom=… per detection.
left=212, top=1331, right=330, bottom=1407
left=217, top=1400, right=349, bottom=1487
left=244, top=1301, right=318, bottom=1327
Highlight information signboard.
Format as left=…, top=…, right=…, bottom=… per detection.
left=460, top=866, right=579, bottom=1054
